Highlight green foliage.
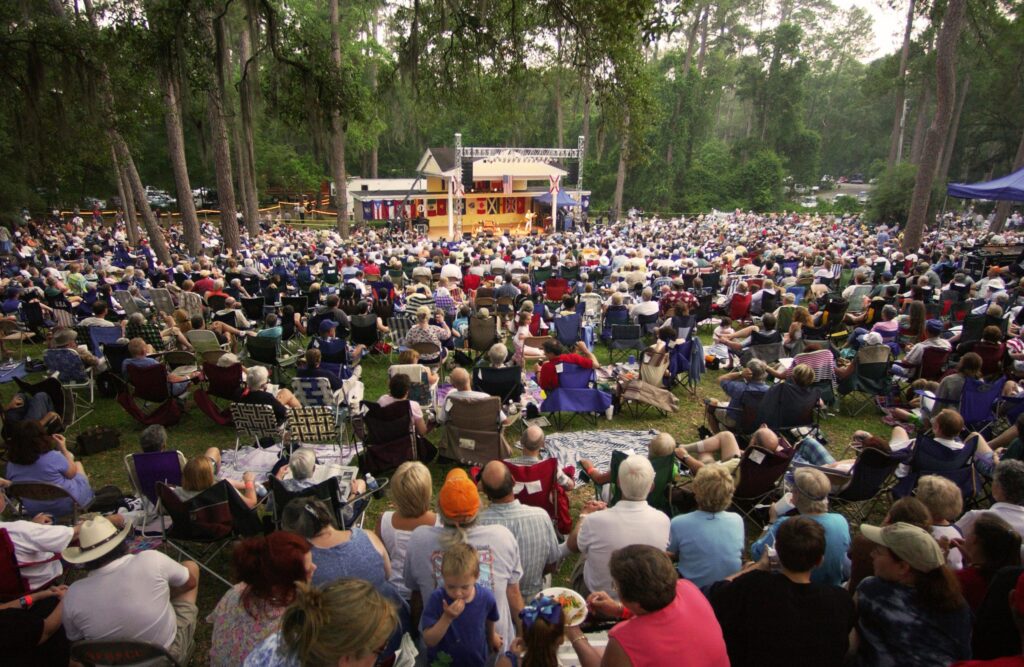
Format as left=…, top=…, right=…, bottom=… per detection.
left=868, top=163, right=918, bottom=224
left=733, top=150, right=785, bottom=211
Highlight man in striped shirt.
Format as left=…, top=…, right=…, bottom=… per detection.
left=478, top=461, right=561, bottom=600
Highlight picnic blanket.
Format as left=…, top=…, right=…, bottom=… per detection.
left=541, top=429, right=660, bottom=482
left=218, top=442, right=360, bottom=483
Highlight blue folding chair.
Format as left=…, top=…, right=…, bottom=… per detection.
left=540, top=363, right=612, bottom=429
left=960, top=376, right=1007, bottom=434
left=892, top=432, right=981, bottom=502
left=88, top=326, right=123, bottom=358
left=553, top=314, right=583, bottom=349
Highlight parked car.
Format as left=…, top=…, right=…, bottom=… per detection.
left=800, top=196, right=818, bottom=208
left=850, top=173, right=865, bottom=184
left=82, top=197, right=106, bottom=210
left=856, top=191, right=870, bottom=204
left=793, top=184, right=808, bottom=195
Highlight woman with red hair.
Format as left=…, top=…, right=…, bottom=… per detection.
left=207, top=532, right=316, bottom=666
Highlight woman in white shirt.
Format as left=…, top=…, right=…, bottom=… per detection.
left=373, top=461, right=440, bottom=600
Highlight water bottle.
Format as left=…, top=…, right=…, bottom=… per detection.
left=364, top=473, right=379, bottom=492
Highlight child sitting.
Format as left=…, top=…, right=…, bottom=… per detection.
left=496, top=595, right=566, bottom=667
left=422, top=542, right=502, bottom=667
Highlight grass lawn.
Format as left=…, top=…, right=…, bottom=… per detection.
left=0, top=333, right=890, bottom=665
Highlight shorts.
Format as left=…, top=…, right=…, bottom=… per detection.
left=168, top=599, right=198, bottom=663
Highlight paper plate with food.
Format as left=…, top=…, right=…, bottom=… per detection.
left=538, top=587, right=588, bottom=626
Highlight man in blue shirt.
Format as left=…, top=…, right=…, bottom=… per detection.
left=704, top=359, right=770, bottom=433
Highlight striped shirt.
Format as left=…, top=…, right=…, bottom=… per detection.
left=478, top=500, right=560, bottom=600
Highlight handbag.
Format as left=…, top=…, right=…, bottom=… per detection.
left=74, top=425, right=122, bottom=456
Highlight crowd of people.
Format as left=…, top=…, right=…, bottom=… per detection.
left=3, top=205, right=1024, bottom=666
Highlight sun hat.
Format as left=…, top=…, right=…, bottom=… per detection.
left=438, top=468, right=480, bottom=523
left=863, top=332, right=884, bottom=347
left=62, top=515, right=132, bottom=565
left=859, top=521, right=945, bottom=572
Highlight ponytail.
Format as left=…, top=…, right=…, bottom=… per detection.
left=913, top=566, right=964, bottom=613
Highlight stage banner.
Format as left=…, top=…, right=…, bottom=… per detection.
left=516, top=197, right=526, bottom=214
left=362, top=201, right=373, bottom=220
left=485, top=198, right=499, bottom=215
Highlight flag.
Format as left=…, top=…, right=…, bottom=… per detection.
left=502, top=174, right=512, bottom=195
left=549, top=175, right=561, bottom=196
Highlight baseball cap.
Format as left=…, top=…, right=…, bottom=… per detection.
left=439, top=468, right=480, bottom=523
left=925, top=319, right=944, bottom=334
left=860, top=522, right=945, bottom=572
left=318, top=319, right=339, bottom=335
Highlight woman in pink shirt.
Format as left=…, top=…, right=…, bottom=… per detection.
left=565, top=545, right=729, bottom=667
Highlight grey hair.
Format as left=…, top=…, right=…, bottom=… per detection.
left=617, top=455, right=655, bottom=501
left=995, top=460, right=1024, bottom=505
left=487, top=343, right=507, bottom=367
left=128, top=311, right=146, bottom=326
left=289, top=447, right=317, bottom=480
left=792, top=468, right=830, bottom=514
left=746, top=358, right=768, bottom=382
left=246, top=365, right=270, bottom=390
left=139, top=424, right=168, bottom=453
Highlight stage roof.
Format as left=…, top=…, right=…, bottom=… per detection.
left=948, top=166, right=1024, bottom=202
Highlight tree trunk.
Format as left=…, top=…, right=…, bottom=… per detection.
left=368, top=9, right=379, bottom=178
left=238, top=11, right=260, bottom=237
left=935, top=73, right=969, bottom=185
left=695, top=7, right=710, bottom=75
left=111, top=132, right=172, bottom=265
left=991, top=130, right=1024, bottom=233
left=612, top=113, right=630, bottom=222
left=903, top=0, right=966, bottom=252
left=909, top=85, right=932, bottom=164
left=681, top=8, right=701, bottom=74
left=110, top=145, right=138, bottom=244
left=554, top=30, right=564, bottom=149
left=887, top=0, right=916, bottom=167
left=201, top=6, right=240, bottom=251
left=161, top=70, right=201, bottom=256
left=329, top=0, right=349, bottom=237
left=581, top=74, right=592, bottom=156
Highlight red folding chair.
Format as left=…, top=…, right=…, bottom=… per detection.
left=193, top=361, right=243, bottom=425
left=503, top=458, right=573, bottom=534
left=116, top=363, right=185, bottom=426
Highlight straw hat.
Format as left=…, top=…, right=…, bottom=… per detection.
left=62, top=516, right=131, bottom=565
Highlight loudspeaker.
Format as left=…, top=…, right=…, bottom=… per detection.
left=461, top=160, right=474, bottom=192
left=567, top=162, right=579, bottom=184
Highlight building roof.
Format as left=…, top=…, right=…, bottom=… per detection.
left=417, top=148, right=458, bottom=177
left=416, top=147, right=569, bottom=180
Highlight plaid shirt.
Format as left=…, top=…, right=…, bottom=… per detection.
left=477, top=500, right=560, bottom=600
left=126, top=322, right=166, bottom=351
left=433, top=292, right=457, bottom=316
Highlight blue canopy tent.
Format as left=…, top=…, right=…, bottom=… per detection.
left=534, top=190, right=580, bottom=207
left=947, top=166, right=1024, bottom=202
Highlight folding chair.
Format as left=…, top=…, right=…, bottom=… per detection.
left=467, top=316, right=501, bottom=362
left=350, top=316, right=384, bottom=362
left=116, top=363, right=185, bottom=426
left=745, top=342, right=785, bottom=365
left=959, top=376, right=1007, bottom=434
left=269, top=474, right=380, bottom=530
left=816, top=448, right=900, bottom=526
left=729, top=440, right=795, bottom=528
left=388, top=364, right=436, bottom=409
left=503, top=459, right=573, bottom=535
left=149, top=288, right=176, bottom=317
left=666, top=336, right=704, bottom=395
left=438, top=395, right=516, bottom=466
left=607, top=324, right=644, bottom=364
left=88, top=326, right=124, bottom=358
left=156, top=480, right=264, bottom=588
left=125, top=450, right=186, bottom=532
left=596, top=450, right=678, bottom=517
left=71, top=639, right=182, bottom=667
left=5, top=481, right=93, bottom=525
left=600, top=308, right=629, bottom=343
left=837, top=344, right=893, bottom=415
left=185, top=329, right=227, bottom=357
left=553, top=314, right=583, bottom=349
left=288, top=405, right=348, bottom=454
left=358, top=400, right=438, bottom=474
left=114, top=290, right=142, bottom=318
left=230, top=402, right=288, bottom=452
left=386, top=313, right=415, bottom=359
left=244, top=334, right=301, bottom=383
left=206, top=294, right=227, bottom=313
left=178, top=291, right=204, bottom=319
left=898, top=345, right=952, bottom=382
left=42, top=348, right=94, bottom=425
left=473, top=366, right=525, bottom=405
left=891, top=432, right=982, bottom=503
left=282, top=295, right=308, bottom=315
left=193, top=361, right=243, bottom=425
left=540, top=364, right=613, bottom=429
